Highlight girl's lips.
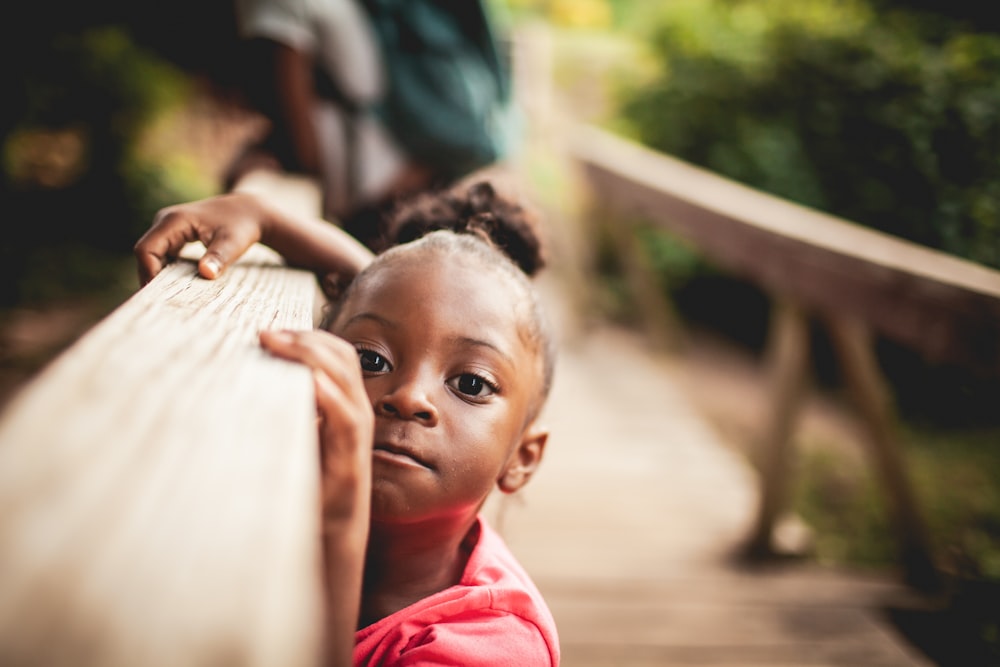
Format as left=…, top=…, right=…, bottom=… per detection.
left=373, top=443, right=432, bottom=470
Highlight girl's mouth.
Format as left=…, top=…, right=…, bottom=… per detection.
left=373, top=443, right=432, bottom=470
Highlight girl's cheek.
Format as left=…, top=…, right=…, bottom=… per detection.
left=361, top=378, right=381, bottom=405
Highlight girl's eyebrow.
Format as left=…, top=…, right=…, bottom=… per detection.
left=452, top=336, right=515, bottom=369
left=342, top=312, right=398, bottom=330
left=342, top=313, right=516, bottom=367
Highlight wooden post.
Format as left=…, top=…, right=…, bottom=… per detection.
left=744, top=300, right=811, bottom=558
left=604, top=214, right=684, bottom=352
left=825, top=315, right=942, bottom=592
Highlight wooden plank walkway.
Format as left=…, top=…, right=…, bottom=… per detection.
left=484, top=281, right=934, bottom=666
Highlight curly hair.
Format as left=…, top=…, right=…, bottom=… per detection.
left=379, top=181, right=547, bottom=278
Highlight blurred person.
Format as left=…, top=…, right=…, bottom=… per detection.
left=225, top=0, right=518, bottom=249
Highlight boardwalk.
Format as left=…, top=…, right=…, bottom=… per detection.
left=484, top=278, right=935, bottom=666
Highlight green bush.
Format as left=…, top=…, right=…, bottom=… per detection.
left=794, top=429, right=1000, bottom=577
left=619, top=0, right=1000, bottom=269
left=793, top=428, right=1000, bottom=662
left=1, top=26, right=194, bottom=306
left=609, top=0, right=1000, bottom=429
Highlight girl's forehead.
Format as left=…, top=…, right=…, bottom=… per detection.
left=370, top=245, right=509, bottom=291
left=338, top=251, right=528, bottom=333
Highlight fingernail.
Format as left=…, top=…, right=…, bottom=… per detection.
left=202, top=257, right=221, bottom=279
left=260, top=330, right=293, bottom=345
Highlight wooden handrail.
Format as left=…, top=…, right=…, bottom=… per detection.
left=569, top=124, right=1000, bottom=590
left=0, top=173, right=326, bottom=666
left=571, top=124, right=1000, bottom=374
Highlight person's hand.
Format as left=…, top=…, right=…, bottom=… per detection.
left=259, top=329, right=373, bottom=520
left=134, top=192, right=270, bottom=286
left=261, top=328, right=372, bottom=667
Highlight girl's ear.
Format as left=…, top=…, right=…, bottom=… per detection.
left=498, top=422, right=549, bottom=494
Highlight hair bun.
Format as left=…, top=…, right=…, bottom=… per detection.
left=384, top=181, right=547, bottom=277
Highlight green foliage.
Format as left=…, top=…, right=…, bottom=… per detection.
left=588, top=216, right=642, bottom=325
left=1, top=25, right=195, bottom=306
left=636, top=226, right=772, bottom=350
left=795, top=426, right=1000, bottom=578
left=910, top=430, right=1000, bottom=581
left=794, top=429, right=1000, bottom=662
left=794, top=447, right=895, bottom=569
left=9, top=25, right=188, bottom=164
left=619, top=0, right=1000, bottom=268
left=491, top=0, right=615, bottom=28
left=635, top=225, right=703, bottom=287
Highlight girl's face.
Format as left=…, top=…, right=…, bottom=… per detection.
left=331, top=249, right=547, bottom=525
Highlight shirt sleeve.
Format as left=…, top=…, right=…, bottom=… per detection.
left=234, top=0, right=316, bottom=52
left=233, top=0, right=382, bottom=101
left=394, top=610, right=556, bottom=666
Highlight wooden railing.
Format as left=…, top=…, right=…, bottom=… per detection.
left=0, top=173, right=327, bottom=666
left=568, top=124, right=1000, bottom=591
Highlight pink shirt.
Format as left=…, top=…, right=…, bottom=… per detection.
left=353, top=517, right=560, bottom=666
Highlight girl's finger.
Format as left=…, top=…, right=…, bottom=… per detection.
left=263, top=331, right=369, bottom=419
left=134, top=209, right=199, bottom=285
left=260, top=330, right=361, bottom=392
left=314, top=370, right=373, bottom=468
left=199, top=222, right=259, bottom=280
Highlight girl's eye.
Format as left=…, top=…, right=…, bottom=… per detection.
left=449, top=373, right=496, bottom=398
left=358, top=349, right=389, bottom=373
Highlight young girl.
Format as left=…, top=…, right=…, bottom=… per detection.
left=135, top=182, right=560, bottom=666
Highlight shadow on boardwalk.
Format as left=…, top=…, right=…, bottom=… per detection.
left=485, top=279, right=935, bottom=666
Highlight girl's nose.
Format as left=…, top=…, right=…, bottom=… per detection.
left=377, top=376, right=439, bottom=425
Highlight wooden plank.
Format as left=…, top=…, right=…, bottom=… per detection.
left=544, top=571, right=932, bottom=667
left=570, top=124, right=1000, bottom=373
left=0, top=176, right=326, bottom=666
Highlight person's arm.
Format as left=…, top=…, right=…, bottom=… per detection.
left=270, top=41, right=322, bottom=177
left=259, top=329, right=373, bottom=667
left=222, top=36, right=324, bottom=200
left=134, top=191, right=373, bottom=286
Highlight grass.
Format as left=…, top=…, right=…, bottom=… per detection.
left=794, top=426, right=1000, bottom=581
left=793, top=425, right=1000, bottom=664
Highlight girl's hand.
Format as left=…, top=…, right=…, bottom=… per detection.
left=134, top=192, right=271, bottom=286
left=260, top=328, right=371, bottom=667
left=259, top=329, right=373, bottom=520
left=135, top=190, right=374, bottom=293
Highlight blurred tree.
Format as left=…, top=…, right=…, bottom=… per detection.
left=620, top=0, right=1000, bottom=269
left=872, top=0, right=1000, bottom=33
left=1, top=4, right=191, bottom=306
left=614, top=0, right=1000, bottom=425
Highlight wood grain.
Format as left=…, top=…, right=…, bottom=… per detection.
left=0, top=194, right=325, bottom=664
